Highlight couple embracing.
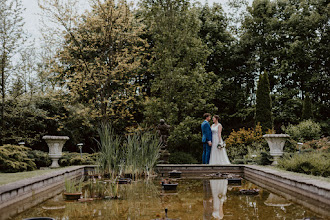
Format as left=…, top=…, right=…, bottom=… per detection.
left=201, top=113, right=230, bottom=165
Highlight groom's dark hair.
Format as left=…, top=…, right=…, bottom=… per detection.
left=203, top=113, right=211, bottom=119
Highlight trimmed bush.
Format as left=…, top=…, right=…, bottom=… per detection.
left=282, top=119, right=321, bottom=142
left=278, top=152, right=330, bottom=177
left=0, top=145, right=36, bottom=173
left=302, top=93, right=313, bottom=120
left=59, top=152, right=98, bottom=166
left=169, top=152, right=198, bottom=164
left=256, top=72, right=273, bottom=131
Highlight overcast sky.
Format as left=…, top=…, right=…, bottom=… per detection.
left=22, top=0, right=253, bottom=42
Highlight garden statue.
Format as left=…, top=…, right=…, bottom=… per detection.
left=157, top=119, right=171, bottom=150
left=43, top=135, right=70, bottom=168
left=157, top=119, right=171, bottom=164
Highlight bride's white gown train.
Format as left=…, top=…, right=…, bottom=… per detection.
left=209, top=124, right=231, bottom=165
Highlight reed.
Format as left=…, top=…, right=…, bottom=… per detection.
left=96, top=123, right=123, bottom=178
left=64, top=177, right=84, bottom=193
left=97, top=123, right=161, bottom=178
left=124, top=131, right=161, bottom=177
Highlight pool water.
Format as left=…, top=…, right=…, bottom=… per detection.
left=11, top=179, right=323, bottom=220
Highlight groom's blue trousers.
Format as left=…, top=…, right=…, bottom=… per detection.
left=202, top=143, right=211, bottom=164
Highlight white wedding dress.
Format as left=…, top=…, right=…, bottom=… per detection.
left=209, top=124, right=231, bottom=165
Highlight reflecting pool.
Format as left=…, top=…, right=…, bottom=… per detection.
left=10, top=179, right=325, bottom=220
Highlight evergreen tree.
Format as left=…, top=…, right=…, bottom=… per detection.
left=256, top=71, right=272, bottom=131
left=302, top=93, right=313, bottom=120
left=0, top=0, right=25, bottom=130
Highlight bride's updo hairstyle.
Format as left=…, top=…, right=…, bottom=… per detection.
left=213, top=115, right=220, bottom=121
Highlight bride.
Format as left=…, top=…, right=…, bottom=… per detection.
left=209, top=115, right=231, bottom=165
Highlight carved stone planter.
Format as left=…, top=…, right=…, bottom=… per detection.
left=263, top=134, right=290, bottom=165
left=42, top=136, right=69, bottom=168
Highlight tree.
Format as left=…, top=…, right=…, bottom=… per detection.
left=0, top=0, right=25, bottom=129
left=256, top=71, right=272, bottom=131
left=141, top=0, right=217, bottom=126
left=302, top=93, right=313, bottom=120
left=40, top=0, right=147, bottom=129
left=198, top=3, right=255, bottom=131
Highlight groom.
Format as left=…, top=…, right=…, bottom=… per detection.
left=201, top=113, right=212, bottom=164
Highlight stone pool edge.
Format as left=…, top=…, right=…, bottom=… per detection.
left=1, top=164, right=329, bottom=215
left=0, top=166, right=85, bottom=210
left=244, top=165, right=330, bottom=206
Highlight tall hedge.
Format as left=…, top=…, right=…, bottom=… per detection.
left=302, top=93, right=313, bottom=120
left=255, top=72, right=273, bottom=131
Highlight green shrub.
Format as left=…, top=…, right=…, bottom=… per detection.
left=28, top=150, right=52, bottom=168
left=169, top=152, right=198, bottom=164
left=225, top=124, right=268, bottom=160
left=0, top=145, right=37, bottom=173
left=282, top=119, right=321, bottom=142
left=278, top=152, right=330, bottom=177
left=167, top=116, right=203, bottom=162
left=59, top=152, right=98, bottom=166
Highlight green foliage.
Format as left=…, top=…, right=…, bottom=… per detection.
left=256, top=72, right=272, bottom=131
left=97, top=124, right=123, bottom=177
left=167, top=116, right=203, bottom=162
left=141, top=0, right=218, bottom=127
left=59, top=152, right=98, bottom=167
left=124, top=130, right=161, bottom=176
left=28, top=150, right=52, bottom=168
left=0, top=94, right=97, bottom=152
left=283, top=119, right=321, bottom=142
left=0, top=145, right=36, bottom=173
left=278, top=152, right=330, bottom=177
left=302, top=93, right=313, bottom=120
left=299, top=137, right=329, bottom=152
left=169, top=152, right=198, bottom=164
left=225, top=124, right=267, bottom=160
left=64, top=177, right=84, bottom=193
left=97, top=123, right=160, bottom=177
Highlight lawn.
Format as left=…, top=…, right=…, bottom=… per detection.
left=0, top=168, right=68, bottom=186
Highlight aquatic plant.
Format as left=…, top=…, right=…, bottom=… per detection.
left=96, top=123, right=123, bottom=178
left=64, top=177, right=84, bottom=193
left=124, top=131, right=161, bottom=177
left=97, top=123, right=160, bottom=178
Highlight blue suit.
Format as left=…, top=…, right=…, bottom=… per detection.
left=201, top=120, right=212, bottom=164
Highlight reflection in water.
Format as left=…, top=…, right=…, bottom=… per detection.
left=11, top=179, right=327, bottom=220
left=203, top=179, right=228, bottom=220
left=203, top=180, right=212, bottom=220
left=210, top=179, right=228, bottom=219
left=264, top=193, right=292, bottom=207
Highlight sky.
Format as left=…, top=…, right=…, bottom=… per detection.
left=22, top=0, right=250, bottom=41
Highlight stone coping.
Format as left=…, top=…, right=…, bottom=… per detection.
left=245, top=165, right=330, bottom=191
left=157, top=164, right=243, bottom=167
left=0, top=166, right=84, bottom=194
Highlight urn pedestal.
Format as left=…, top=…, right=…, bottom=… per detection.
left=263, top=134, right=290, bottom=165
left=42, top=136, right=69, bottom=168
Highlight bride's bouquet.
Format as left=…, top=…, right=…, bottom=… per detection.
left=217, top=140, right=226, bottom=149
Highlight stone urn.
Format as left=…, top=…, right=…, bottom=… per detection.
left=263, top=134, right=290, bottom=165
left=43, top=136, right=70, bottom=168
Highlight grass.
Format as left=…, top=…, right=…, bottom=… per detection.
left=0, top=167, right=68, bottom=186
